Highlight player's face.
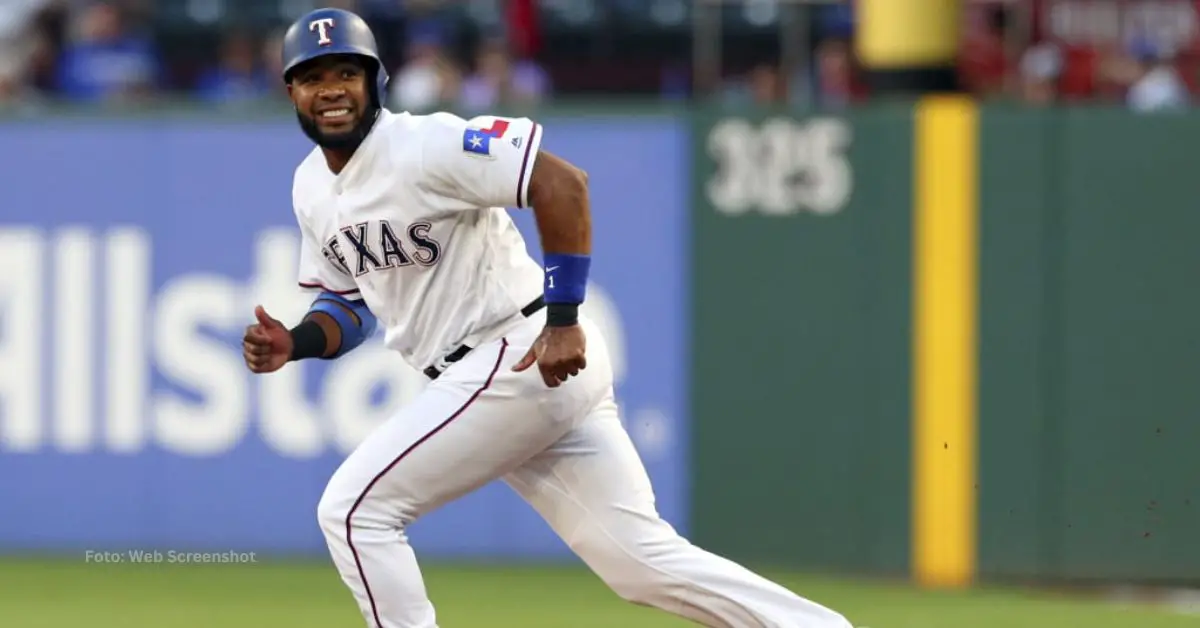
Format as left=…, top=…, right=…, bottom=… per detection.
left=287, top=56, right=370, bottom=139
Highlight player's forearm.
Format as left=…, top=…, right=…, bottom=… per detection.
left=289, top=312, right=343, bottom=361
left=290, top=294, right=377, bottom=361
left=528, top=152, right=591, bottom=256
left=526, top=152, right=592, bottom=326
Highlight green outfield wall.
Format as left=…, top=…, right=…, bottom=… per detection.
left=690, top=102, right=1200, bottom=586
left=689, top=105, right=915, bottom=578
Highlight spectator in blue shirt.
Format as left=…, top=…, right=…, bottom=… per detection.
left=55, top=1, right=159, bottom=103
left=194, top=32, right=273, bottom=106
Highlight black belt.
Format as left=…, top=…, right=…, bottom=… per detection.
left=423, top=296, right=545, bottom=380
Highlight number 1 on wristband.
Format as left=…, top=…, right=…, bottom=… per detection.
left=543, top=253, right=589, bottom=304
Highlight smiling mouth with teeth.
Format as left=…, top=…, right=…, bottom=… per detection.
left=321, top=109, right=351, bottom=118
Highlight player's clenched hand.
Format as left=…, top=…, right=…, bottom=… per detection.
left=243, top=305, right=292, bottom=374
left=512, top=324, right=587, bottom=388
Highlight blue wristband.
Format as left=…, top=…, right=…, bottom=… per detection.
left=543, top=253, right=590, bottom=304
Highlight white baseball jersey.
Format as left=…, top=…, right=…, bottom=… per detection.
left=291, top=109, right=546, bottom=371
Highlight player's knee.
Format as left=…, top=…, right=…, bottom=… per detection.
left=316, top=484, right=353, bottom=541
left=580, top=544, right=667, bottom=606
left=317, top=468, right=383, bottom=541
left=606, top=568, right=672, bottom=607
left=567, top=524, right=682, bottom=606
left=317, top=472, right=410, bottom=542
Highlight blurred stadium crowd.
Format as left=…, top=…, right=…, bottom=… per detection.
left=0, top=0, right=1195, bottom=113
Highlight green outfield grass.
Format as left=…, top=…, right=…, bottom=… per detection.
left=1, top=556, right=1197, bottom=627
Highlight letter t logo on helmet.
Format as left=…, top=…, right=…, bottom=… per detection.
left=310, top=18, right=336, bottom=46
left=282, top=8, right=390, bottom=104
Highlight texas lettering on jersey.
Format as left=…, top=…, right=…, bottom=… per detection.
left=321, top=221, right=442, bottom=278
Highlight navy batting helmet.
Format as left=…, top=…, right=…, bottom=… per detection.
left=281, top=8, right=389, bottom=104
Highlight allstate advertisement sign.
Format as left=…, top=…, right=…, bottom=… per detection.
left=0, top=115, right=689, bottom=557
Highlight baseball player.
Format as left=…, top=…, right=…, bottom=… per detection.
left=241, top=8, right=853, bottom=628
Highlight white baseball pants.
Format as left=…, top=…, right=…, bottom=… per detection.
left=316, top=312, right=853, bottom=628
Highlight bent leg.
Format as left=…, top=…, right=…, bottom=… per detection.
left=318, top=339, right=575, bottom=628
left=505, top=395, right=854, bottom=628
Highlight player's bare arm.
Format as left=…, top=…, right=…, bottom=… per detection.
left=525, top=150, right=592, bottom=258
left=512, top=150, right=593, bottom=388
left=243, top=295, right=376, bottom=374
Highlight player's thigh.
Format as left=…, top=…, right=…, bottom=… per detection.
left=503, top=394, right=666, bottom=543
left=321, top=340, right=572, bottom=525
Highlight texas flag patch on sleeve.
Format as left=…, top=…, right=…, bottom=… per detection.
left=461, top=119, right=511, bottom=158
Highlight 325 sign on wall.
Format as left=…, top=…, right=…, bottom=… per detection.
left=704, top=116, right=854, bottom=217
